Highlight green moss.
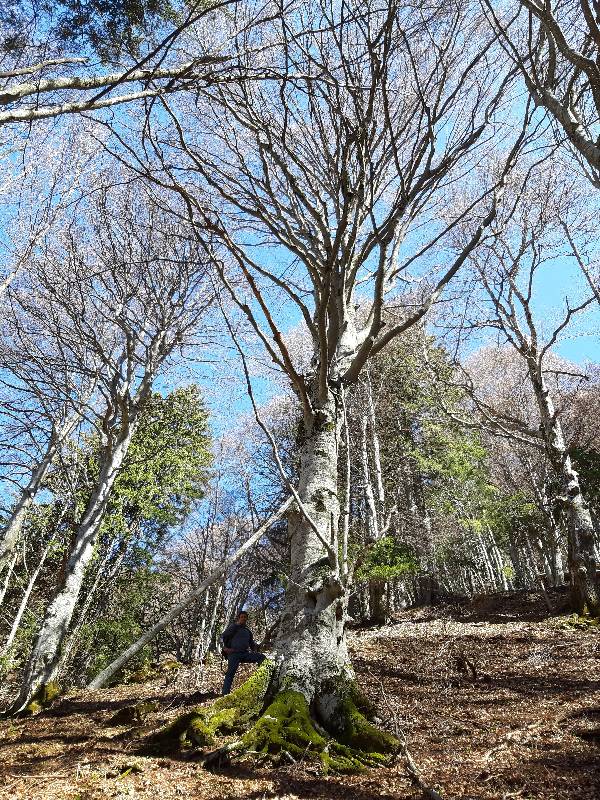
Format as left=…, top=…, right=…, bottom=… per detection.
left=160, top=659, right=181, bottom=672
left=335, top=696, right=398, bottom=754
left=148, top=662, right=397, bottom=775
left=333, top=683, right=399, bottom=755
left=23, top=681, right=62, bottom=715
left=23, top=700, right=42, bottom=716
left=152, top=660, right=275, bottom=749
left=242, top=689, right=325, bottom=756
left=563, top=613, right=600, bottom=629
left=41, top=681, right=61, bottom=703
left=241, top=689, right=392, bottom=774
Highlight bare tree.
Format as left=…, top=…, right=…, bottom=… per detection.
left=6, top=183, right=215, bottom=712
left=483, top=0, right=600, bottom=186
left=0, top=2, right=233, bottom=127
left=102, top=0, right=529, bottom=761
left=443, top=167, right=599, bottom=614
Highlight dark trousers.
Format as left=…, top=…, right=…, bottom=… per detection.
left=222, top=651, right=266, bottom=695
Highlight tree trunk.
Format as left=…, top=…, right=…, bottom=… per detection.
left=274, top=392, right=348, bottom=708
left=532, top=371, right=600, bottom=615
left=4, top=540, right=51, bottom=653
left=368, top=579, right=386, bottom=625
left=0, top=552, right=18, bottom=607
left=10, top=425, right=136, bottom=712
left=57, top=543, right=127, bottom=677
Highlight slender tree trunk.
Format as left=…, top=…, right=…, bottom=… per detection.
left=57, top=543, right=127, bottom=676
left=190, top=589, right=211, bottom=663
left=368, top=580, right=386, bottom=625
left=10, top=423, right=137, bottom=712
left=0, top=552, right=18, bottom=607
left=360, top=416, right=379, bottom=541
left=4, top=540, right=52, bottom=652
left=365, top=371, right=385, bottom=517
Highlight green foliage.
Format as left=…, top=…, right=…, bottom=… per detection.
left=107, top=385, right=212, bottom=537
left=485, top=492, right=547, bottom=546
left=0, top=0, right=186, bottom=59
left=571, top=446, right=600, bottom=507
left=355, top=536, right=417, bottom=582
left=48, top=385, right=211, bottom=682
left=368, top=332, right=550, bottom=572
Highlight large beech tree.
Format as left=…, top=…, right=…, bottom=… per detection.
left=102, top=0, right=530, bottom=765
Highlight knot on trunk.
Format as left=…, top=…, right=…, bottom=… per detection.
left=306, top=574, right=344, bottom=605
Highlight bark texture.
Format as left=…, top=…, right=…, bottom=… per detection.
left=532, top=369, right=600, bottom=616
left=274, top=392, right=348, bottom=704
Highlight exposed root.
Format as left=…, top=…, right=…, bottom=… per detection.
left=238, top=688, right=396, bottom=773
left=149, top=660, right=274, bottom=749
left=148, top=661, right=398, bottom=774
left=318, top=679, right=400, bottom=756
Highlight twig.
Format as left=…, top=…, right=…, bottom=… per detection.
left=366, top=666, right=446, bottom=800
left=397, top=734, right=445, bottom=800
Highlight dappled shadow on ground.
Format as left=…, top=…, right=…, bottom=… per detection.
left=1, top=596, right=599, bottom=799
left=44, top=688, right=219, bottom=719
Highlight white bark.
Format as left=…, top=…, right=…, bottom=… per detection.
left=0, top=552, right=18, bottom=607
left=365, top=372, right=385, bottom=514
left=4, top=539, right=51, bottom=652
left=275, top=393, right=348, bottom=706
left=360, top=416, right=379, bottom=542
left=531, top=369, right=600, bottom=614
left=0, top=56, right=227, bottom=126
left=57, top=543, right=127, bottom=675
left=0, top=412, right=80, bottom=579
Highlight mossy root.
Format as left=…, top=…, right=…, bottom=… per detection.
left=239, top=688, right=397, bottom=773
left=149, top=662, right=398, bottom=774
left=150, top=659, right=275, bottom=749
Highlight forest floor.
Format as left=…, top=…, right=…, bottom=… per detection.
left=1, top=590, right=599, bottom=800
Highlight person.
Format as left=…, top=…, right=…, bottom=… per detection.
left=219, top=610, right=266, bottom=695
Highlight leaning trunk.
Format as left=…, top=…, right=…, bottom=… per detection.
left=10, top=425, right=136, bottom=713
left=3, top=540, right=51, bottom=654
left=0, top=439, right=59, bottom=580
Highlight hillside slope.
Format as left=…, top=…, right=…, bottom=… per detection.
left=1, top=592, right=598, bottom=800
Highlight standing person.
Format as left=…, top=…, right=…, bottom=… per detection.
left=220, top=610, right=266, bottom=695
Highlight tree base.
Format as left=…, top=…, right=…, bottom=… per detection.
left=149, top=660, right=398, bottom=774
left=21, top=681, right=62, bottom=716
